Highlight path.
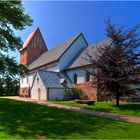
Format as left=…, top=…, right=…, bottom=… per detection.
left=3, top=96, right=140, bottom=124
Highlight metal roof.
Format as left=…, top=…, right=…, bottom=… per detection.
left=37, top=70, right=72, bottom=88
left=28, top=33, right=83, bottom=70
left=66, top=38, right=112, bottom=69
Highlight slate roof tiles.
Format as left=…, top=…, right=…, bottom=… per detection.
left=37, top=70, right=72, bottom=88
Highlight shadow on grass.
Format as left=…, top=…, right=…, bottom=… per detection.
left=0, top=98, right=140, bottom=139
left=114, top=103, right=140, bottom=115
left=89, top=102, right=140, bottom=116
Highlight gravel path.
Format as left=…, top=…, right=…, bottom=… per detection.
left=4, top=96, right=140, bottom=124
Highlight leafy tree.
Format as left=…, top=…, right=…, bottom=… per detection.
left=0, top=1, right=33, bottom=51
left=84, top=20, right=140, bottom=106
left=0, top=76, right=19, bottom=96
left=0, top=1, right=32, bottom=95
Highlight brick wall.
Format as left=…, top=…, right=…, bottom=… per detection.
left=20, top=50, right=28, bottom=65
left=20, top=88, right=31, bottom=97
left=75, top=82, right=97, bottom=101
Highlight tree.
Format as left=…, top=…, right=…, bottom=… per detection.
left=84, top=20, right=140, bottom=106
left=0, top=1, right=32, bottom=95
left=0, top=75, right=19, bottom=96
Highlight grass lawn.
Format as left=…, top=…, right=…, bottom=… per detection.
left=50, top=101, right=140, bottom=117
left=0, top=98, right=140, bottom=139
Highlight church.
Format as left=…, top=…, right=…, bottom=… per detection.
left=19, top=28, right=112, bottom=101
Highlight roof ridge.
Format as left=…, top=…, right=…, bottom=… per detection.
left=21, top=27, right=39, bottom=51
left=33, top=33, right=81, bottom=56
left=38, top=69, right=60, bottom=73
left=66, top=38, right=113, bottom=70
left=23, top=27, right=38, bottom=47
left=28, top=33, right=84, bottom=70
left=89, top=38, right=112, bottom=48
left=48, top=32, right=82, bottom=51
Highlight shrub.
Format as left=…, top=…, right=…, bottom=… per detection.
left=64, top=87, right=85, bottom=100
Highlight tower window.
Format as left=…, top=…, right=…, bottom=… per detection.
left=31, top=41, right=34, bottom=48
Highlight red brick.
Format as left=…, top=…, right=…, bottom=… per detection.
left=75, top=82, right=97, bottom=101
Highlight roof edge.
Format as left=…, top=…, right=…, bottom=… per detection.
left=58, top=33, right=88, bottom=61
left=29, top=60, right=58, bottom=72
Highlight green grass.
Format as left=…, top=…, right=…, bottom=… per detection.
left=50, top=101, right=140, bottom=117
left=0, top=98, right=140, bottom=139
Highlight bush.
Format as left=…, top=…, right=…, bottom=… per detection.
left=64, top=88, right=84, bottom=100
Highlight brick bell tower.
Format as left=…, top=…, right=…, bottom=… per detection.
left=20, top=27, right=48, bottom=66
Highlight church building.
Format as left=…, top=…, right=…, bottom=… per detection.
left=19, top=28, right=112, bottom=101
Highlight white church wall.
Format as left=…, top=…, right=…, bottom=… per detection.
left=66, top=68, right=86, bottom=84
left=31, top=73, right=47, bottom=100
left=66, top=67, right=95, bottom=84
left=20, top=73, right=35, bottom=88
left=59, top=35, right=87, bottom=70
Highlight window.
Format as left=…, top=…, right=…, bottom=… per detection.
left=27, top=76, right=29, bottom=84
left=33, top=37, right=36, bottom=48
left=85, top=72, right=90, bottom=82
left=21, top=78, right=23, bottom=84
left=73, top=73, right=77, bottom=84
left=39, top=36, right=41, bottom=45
left=38, top=35, right=40, bottom=46
left=37, top=77, right=39, bottom=84
left=38, top=88, right=41, bottom=92
left=60, top=78, right=67, bottom=85
left=38, top=88, right=41, bottom=100
left=38, top=45, right=41, bottom=49
left=31, top=41, right=33, bottom=48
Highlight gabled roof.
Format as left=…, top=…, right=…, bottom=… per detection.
left=66, top=38, right=112, bottom=69
left=20, top=28, right=39, bottom=51
left=37, top=70, right=72, bottom=88
left=28, top=33, right=86, bottom=70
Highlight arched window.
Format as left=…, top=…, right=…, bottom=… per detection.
left=73, top=73, right=77, bottom=84
left=85, top=72, right=90, bottom=82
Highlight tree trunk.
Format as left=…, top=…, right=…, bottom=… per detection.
left=116, top=93, right=120, bottom=107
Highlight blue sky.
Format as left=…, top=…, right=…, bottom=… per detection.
left=14, top=1, right=140, bottom=63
